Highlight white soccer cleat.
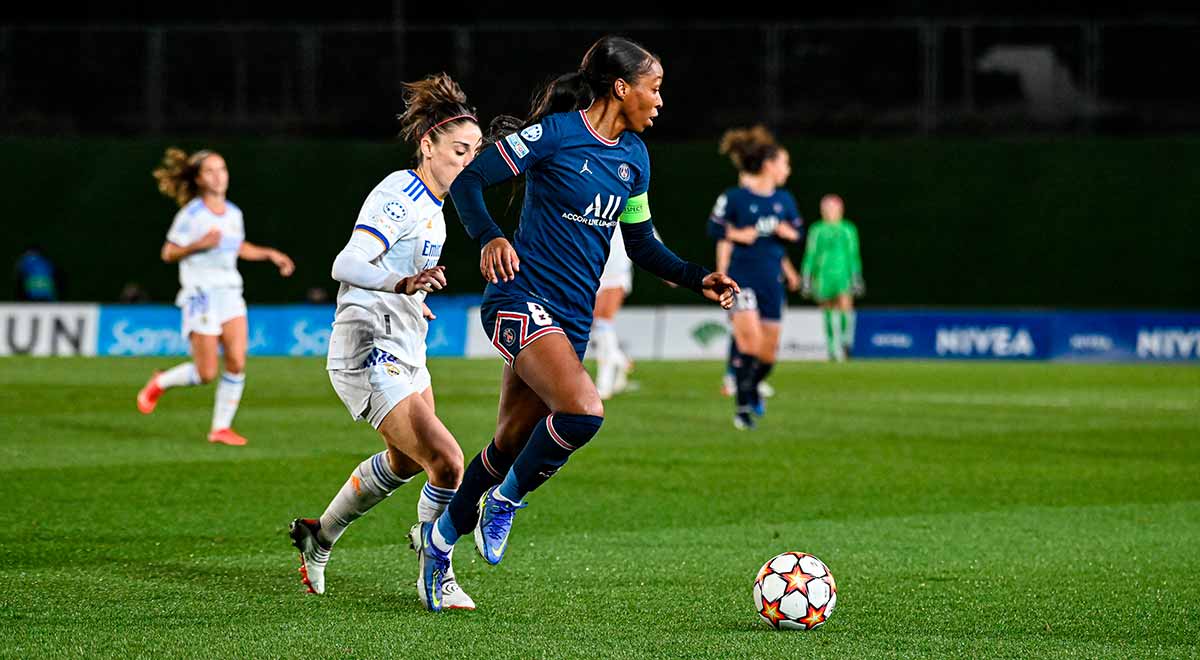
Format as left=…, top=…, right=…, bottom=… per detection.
left=757, top=380, right=776, bottom=398
left=441, top=571, right=476, bottom=610
left=289, top=518, right=330, bottom=595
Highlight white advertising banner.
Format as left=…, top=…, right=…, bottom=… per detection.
left=465, top=305, right=827, bottom=361
left=0, top=304, right=99, bottom=356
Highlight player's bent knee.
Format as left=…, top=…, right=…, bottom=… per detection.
left=549, top=412, right=605, bottom=450
left=196, top=365, right=219, bottom=384
left=223, top=356, right=245, bottom=375
left=426, top=448, right=464, bottom=486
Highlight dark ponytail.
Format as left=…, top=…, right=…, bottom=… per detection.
left=528, top=35, right=660, bottom=124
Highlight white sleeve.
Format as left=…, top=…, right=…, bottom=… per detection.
left=166, top=208, right=192, bottom=246
left=354, top=187, right=421, bottom=249
left=331, top=232, right=405, bottom=293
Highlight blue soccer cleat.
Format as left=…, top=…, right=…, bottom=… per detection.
left=752, top=398, right=767, bottom=417
left=474, top=486, right=527, bottom=565
left=411, top=522, right=451, bottom=612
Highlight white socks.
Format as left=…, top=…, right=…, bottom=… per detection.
left=211, top=372, right=245, bottom=431
left=318, top=451, right=411, bottom=547
left=157, top=362, right=199, bottom=389
left=593, top=319, right=625, bottom=397
left=418, top=482, right=456, bottom=523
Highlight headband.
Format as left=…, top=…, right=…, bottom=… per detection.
left=422, top=113, right=478, bottom=141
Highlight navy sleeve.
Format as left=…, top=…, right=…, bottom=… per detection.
left=707, top=192, right=730, bottom=242
left=449, top=116, right=564, bottom=248
left=621, top=219, right=709, bottom=293
left=448, top=147, right=515, bottom=247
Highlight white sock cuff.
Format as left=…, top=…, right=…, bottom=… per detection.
left=220, top=371, right=246, bottom=385
left=421, top=482, right=456, bottom=505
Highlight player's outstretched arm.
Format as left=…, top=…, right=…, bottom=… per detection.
left=239, top=241, right=295, bottom=277
left=620, top=195, right=737, bottom=307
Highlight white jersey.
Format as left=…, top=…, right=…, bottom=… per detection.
left=328, top=170, right=447, bottom=371
left=166, top=198, right=245, bottom=299
left=599, top=223, right=633, bottom=285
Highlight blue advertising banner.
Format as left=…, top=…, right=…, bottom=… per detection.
left=856, top=310, right=1200, bottom=362
left=856, top=311, right=1053, bottom=360
left=96, top=298, right=480, bottom=358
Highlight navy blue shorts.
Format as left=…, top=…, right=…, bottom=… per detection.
left=480, top=284, right=590, bottom=365
left=728, top=270, right=785, bottom=322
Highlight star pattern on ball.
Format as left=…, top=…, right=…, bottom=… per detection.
left=781, top=564, right=814, bottom=596
left=760, top=599, right=786, bottom=627
left=800, top=603, right=827, bottom=629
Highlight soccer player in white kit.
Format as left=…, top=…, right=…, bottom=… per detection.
left=137, top=149, right=295, bottom=446
left=592, top=226, right=635, bottom=400
left=288, top=74, right=483, bottom=610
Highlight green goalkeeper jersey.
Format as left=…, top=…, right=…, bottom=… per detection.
left=801, top=219, right=862, bottom=299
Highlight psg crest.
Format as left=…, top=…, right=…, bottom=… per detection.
left=618, top=163, right=631, bottom=181
left=502, top=327, right=517, bottom=346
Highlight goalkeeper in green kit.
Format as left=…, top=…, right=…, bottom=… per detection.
left=801, top=194, right=864, bottom=361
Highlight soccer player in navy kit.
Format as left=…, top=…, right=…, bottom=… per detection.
left=707, top=126, right=802, bottom=430
left=411, top=35, right=739, bottom=611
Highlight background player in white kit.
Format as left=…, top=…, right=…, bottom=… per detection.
left=137, top=149, right=294, bottom=446
left=591, top=226, right=635, bottom=400
left=288, top=74, right=483, bottom=610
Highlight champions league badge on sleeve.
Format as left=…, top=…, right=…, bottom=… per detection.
left=384, top=201, right=408, bottom=221
left=520, top=124, right=543, bottom=142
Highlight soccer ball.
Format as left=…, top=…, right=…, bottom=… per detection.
left=753, top=552, right=837, bottom=630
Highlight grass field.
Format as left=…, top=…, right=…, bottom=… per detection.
left=2, top=357, right=1198, bottom=658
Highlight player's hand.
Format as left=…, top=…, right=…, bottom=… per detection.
left=851, top=275, right=866, bottom=297
left=784, top=268, right=801, bottom=293
left=481, top=238, right=520, bottom=284
left=774, top=222, right=800, bottom=242
left=191, top=228, right=221, bottom=252
left=800, top=275, right=814, bottom=300
left=271, top=251, right=295, bottom=277
left=396, top=266, right=447, bottom=295
left=700, top=272, right=740, bottom=310
left=422, top=303, right=436, bottom=321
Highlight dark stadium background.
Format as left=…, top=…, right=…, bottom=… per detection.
left=3, top=2, right=1197, bottom=307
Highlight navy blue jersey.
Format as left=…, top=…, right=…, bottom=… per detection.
left=486, top=110, right=651, bottom=322
left=707, top=187, right=802, bottom=278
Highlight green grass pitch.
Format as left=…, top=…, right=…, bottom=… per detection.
left=2, top=357, right=1198, bottom=658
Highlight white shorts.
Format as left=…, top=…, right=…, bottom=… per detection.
left=328, top=361, right=431, bottom=429
left=598, top=269, right=633, bottom=294
left=178, top=288, right=247, bottom=337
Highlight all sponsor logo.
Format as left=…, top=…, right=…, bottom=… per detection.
left=1, top=304, right=99, bottom=356
left=1068, top=334, right=1114, bottom=352
left=561, top=193, right=622, bottom=227
left=505, top=133, right=530, bottom=159
left=690, top=320, right=729, bottom=347
left=1136, top=327, right=1200, bottom=359
left=288, top=320, right=330, bottom=357
left=520, top=124, right=543, bottom=142
left=935, top=326, right=1035, bottom=357
left=870, top=333, right=913, bottom=349
left=106, top=320, right=190, bottom=356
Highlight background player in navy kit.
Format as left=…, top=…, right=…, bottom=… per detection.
left=412, top=35, right=738, bottom=611
left=708, top=126, right=802, bottom=430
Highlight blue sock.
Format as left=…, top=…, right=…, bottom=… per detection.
left=440, top=440, right=515, bottom=544
left=497, top=413, right=604, bottom=503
